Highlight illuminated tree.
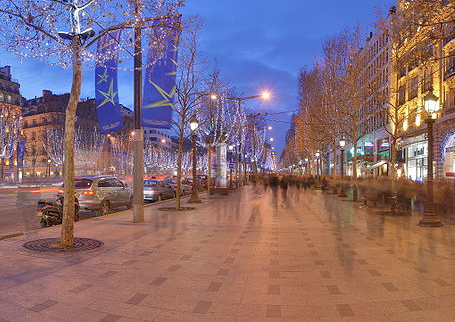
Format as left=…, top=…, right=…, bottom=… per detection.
left=0, top=103, right=21, bottom=179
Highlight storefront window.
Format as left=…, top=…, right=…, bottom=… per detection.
left=407, top=143, right=427, bottom=181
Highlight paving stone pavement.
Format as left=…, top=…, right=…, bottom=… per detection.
left=1, top=185, right=455, bottom=321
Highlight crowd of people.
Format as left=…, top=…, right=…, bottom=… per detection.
left=252, top=174, right=324, bottom=191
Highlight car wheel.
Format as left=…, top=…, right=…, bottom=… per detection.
left=157, top=195, right=162, bottom=202
left=100, top=200, right=110, bottom=216
left=174, top=192, right=177, bottom=198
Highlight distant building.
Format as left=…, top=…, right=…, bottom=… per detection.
left=22, top=90, right=98, bottom=177
left=144, top=127, right=174, bottom=149
left=0, top=66, right=22, bottom=106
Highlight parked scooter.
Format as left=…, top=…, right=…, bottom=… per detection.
left=36, top=196, right=80, bottom=228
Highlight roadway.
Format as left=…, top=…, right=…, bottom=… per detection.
left=0, top=187, right=98, bottom=236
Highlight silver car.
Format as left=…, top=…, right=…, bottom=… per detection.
left=144, top=180, right=176, bottom=202
left=58, top=175, right=132, bottom=216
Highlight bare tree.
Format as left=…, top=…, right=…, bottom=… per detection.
left=173, top=17, right=206, bottom=209
left=0, top=103, right=21, bottom=179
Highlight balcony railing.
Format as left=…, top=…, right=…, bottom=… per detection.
left=0, top=73, right=18, bottom=83
left=444, top=33, right=455, bottom=46
left=443, top=102, right=455, bottom=116
left=445, top=66, right=455, bottom=80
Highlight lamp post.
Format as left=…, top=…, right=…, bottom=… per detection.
left=188, top=116, right=202, bottom=203
left=339, top=138, right=347, bottom=198
left=47, top=159, right=51, bottom=177
left=228, top=144, right=234, bottom=189
left=419, top=91, right=443, bottom=227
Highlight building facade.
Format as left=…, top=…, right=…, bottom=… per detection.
left=22, top=90, right=98, bottom=177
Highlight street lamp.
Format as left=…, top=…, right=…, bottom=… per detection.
left=269, top=138, right=274, bottom=142
left=47, top=159, right=51, bottom=177
left=419, top=91, right=443, bottom=227
left=188, top=116, right=202, bottom=204
left=339, top=138, right=347, bottom=198
left=315, top=151, right=321, bottom=182
left=267, top=126, right=273, bottom=130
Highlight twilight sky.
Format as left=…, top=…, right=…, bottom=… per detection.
left=0, top=0, right=395, bottom=154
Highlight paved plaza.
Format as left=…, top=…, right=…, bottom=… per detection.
left=1, top=186, right=455, bottom=321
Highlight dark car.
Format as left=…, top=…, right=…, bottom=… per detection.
left=143, top=180, right=176, bottom=202
left=164, top=177, right=191, bottom=195
left=58, top=175, right=132, bottom=216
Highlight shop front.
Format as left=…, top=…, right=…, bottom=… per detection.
left=441, top=132, right=455, bottom=178
left=400, top=134, right=428, bottom=182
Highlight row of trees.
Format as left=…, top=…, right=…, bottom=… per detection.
left=282, top=0, right=455, bottom=180
left=0, top=0, right=274, bottom=246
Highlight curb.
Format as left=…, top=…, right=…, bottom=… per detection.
left=0, top=232, right=24, bottom=241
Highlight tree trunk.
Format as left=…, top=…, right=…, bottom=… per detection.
left=207, top=146, right=211, bottom=198
left=176, top=131, right=183, bottom=210
left=60, top=39, right=82, bottom=248
left=353, top=139, right=358, bottom=202
left=0, top=158, right=3, bottom=179
left=390, top=138, right=398, bottom=201
left=332, top=139, right=337, bottom=177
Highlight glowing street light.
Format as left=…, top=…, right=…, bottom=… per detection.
left=161, top=139, right=166, bottom=144
left=261, top=91, right=271, bottom=100
left=269, top=138, right=274, bottom=142
left=267, top=126, right=273, bottom=130
left=190, top=116, right=199, bottom=132
left=210, top=94, right=217, bottom=100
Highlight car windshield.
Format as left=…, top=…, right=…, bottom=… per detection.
left=62, top=179, right=92, bottom=189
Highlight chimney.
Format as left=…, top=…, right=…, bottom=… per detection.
left=42, top=90, right=52, bottom=97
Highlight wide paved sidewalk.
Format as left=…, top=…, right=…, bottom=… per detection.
left=1, top=186, right=455, bottom=321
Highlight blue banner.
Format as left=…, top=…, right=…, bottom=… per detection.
left=18, top=140, right=25, bottom=167
left=142, top=16, right=181, bottom=129
left=95, top=29, right=123, bottom=134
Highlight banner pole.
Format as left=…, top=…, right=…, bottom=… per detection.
left=133, top=0, right=144, bottom=223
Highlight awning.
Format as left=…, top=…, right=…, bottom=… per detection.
left=367, top=160, right=386, bottom=171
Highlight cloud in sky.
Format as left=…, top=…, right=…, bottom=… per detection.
left=0, top=0, right=396, bottom=154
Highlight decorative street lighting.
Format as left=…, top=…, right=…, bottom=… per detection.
left=339, top=138, right=347, bottom=198
left=419, top=91, right=443, bottom=227
left=269, top=137, right=274, bottom=142
left=188, top=116, right=202, bottom=204
left=228, top=144, right=234, bottom=189
left=267, top=126, right=273, bottom=130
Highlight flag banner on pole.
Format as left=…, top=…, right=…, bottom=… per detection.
left=142, top=16, right=181, bottom=129
left=95, top=29, right=123, bottom=134
left=17, top=140, right=25, bottom=167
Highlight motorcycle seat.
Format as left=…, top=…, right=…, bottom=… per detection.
left=37, top=199, right=59, bottom=207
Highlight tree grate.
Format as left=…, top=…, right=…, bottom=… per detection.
left=23, top=237, right=104, bottom=253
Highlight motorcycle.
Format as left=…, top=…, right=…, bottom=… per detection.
left=36, top=196, right=80, bottom=228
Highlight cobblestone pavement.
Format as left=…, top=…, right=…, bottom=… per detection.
left=1, top=185, right=455, bottom=321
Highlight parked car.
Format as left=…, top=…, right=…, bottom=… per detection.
left=57, top=175, right=132, bottom=216
left=164, top=178, right=191, bottom=195
left=143, top=180, right=176, bottom=202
